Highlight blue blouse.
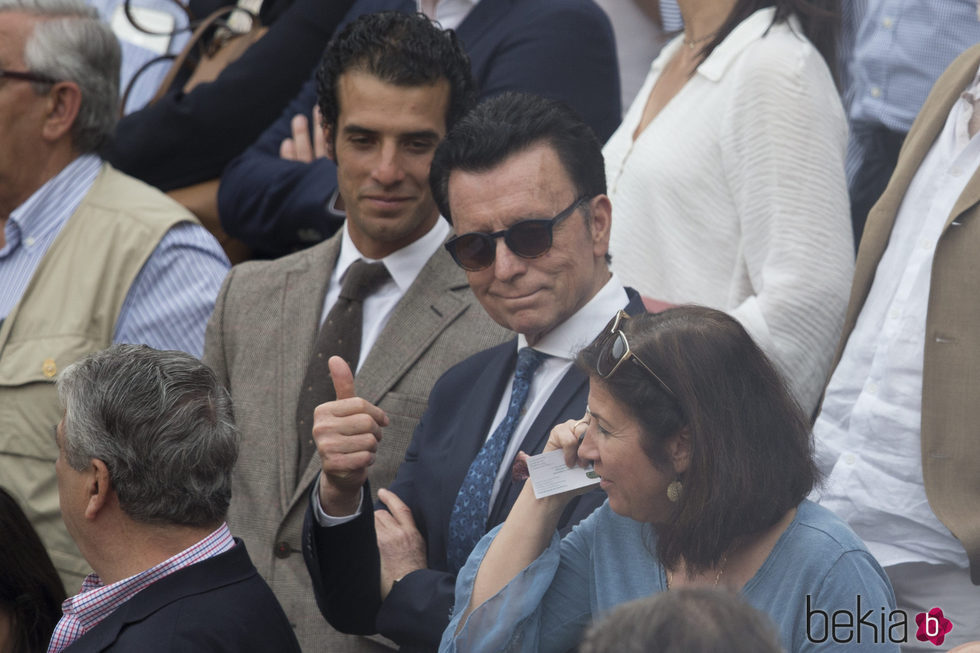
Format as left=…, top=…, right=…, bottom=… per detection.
left=441, top=500, right=899, bottom=652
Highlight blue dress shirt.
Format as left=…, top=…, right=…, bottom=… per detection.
left=0, top=155, right=229, bottom=357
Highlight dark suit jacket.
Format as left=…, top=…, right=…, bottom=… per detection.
left=63, top=541, right=300, bottom=652
left=218, top=0, right=621, bottom=257
left=830, top=43, right=980, bottom=583
left=303, top=289, right=643, bottom=651
left=104, top=0, right=358, bottom=190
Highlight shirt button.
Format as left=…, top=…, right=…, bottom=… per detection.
left=888, top=308, right=900, bottom=320
left=882, top=17, right=893, bottom=28
left=870, top=87, right=882, bottom=98
left=952, top=167, right=963, bottom=177
left=274, top=541, right=291, bottom=558
left=867, top=382, right=878, bottom=395
left=844, top=453, right=857, bottom=465
left=24, top=236, right=36, bottom=247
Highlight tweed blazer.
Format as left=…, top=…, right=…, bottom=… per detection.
left=203, top=230, right=510, bottom=651
left=832, top=43, right=980, bottom=583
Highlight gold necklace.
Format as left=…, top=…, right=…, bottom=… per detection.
left=665, top=552, right=728, bottom=589
left=683, top=30, right=718, bottom=50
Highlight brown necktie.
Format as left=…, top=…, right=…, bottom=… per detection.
left=295, top=259, right=390, bottom=475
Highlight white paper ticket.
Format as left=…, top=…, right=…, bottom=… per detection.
left=527, top=449, right=600, bottom=499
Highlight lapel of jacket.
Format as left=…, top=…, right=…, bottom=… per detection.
left=948, top=53, right=980, bottom=227
left=454, top=0, right=508, bottom=54
left=279, top=236, right=341, bottom=510
left=837, top=45, right=980, bottom=367
left=290, top=247, right=474, bottom=505
left=447, top=339, right=519, bottom=483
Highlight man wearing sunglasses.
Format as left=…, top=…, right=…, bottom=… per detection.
left=303, top=93, right=644, bottom=652
left=0, top=0, right=228, bottom=593
left=202, top=13, right=509, bottom=652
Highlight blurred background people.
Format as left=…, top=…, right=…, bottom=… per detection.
left=841, top=0, right=980, bottom=245
left=102, top=0, right=359, bottom=187
left=603, top=0, right=853, bottom=413
left=0, top=487, right=65, bottom=653
left=442, top=307, right=897, bottom=653
left=578, top=588, right=783, bottom=653
left=0, top=0, right=226, bottom=593
left=593, top=0, right=672, bottom=111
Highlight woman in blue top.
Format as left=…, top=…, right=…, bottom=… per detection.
left=440, top=307, right=900, bottom=652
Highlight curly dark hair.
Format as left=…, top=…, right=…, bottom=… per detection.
left=0, top=487, right=66, bottom=653
left=316, top=11, right=476, bottom=142
left=577, top=306, right=817, bottom=573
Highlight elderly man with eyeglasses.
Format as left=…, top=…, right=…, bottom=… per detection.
left=0, top=0, right=227, bottom=594
left=301, top=92, right=644, bottom=652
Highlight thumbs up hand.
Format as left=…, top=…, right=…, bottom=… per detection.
left=313, top=356, right=389, bottom=516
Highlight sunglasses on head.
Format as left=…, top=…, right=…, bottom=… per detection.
left=595, top=310, right=676, bottom=398
left=444, top=195, right=590, bottom=271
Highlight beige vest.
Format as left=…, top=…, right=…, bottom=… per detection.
left=0, top=165, right=188, bottom=590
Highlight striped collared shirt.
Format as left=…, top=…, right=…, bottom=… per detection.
left=46, top=523, right=235, bottom=653
left=0, top=154, right=229, bottom=357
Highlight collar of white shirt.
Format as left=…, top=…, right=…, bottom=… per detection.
left=516, top=273, right=630, bottom=362
left=417, top=0, right=477, bottom=30
left=335, top=217, right=451, bottom=294
left=685, top=6, right=793, bottom=83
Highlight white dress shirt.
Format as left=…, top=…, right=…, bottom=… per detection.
left=319, top=218, right=450, bottom=372
left=417, top=0, right=476, bottom=29
left=812, top=66, right=980, bottom=571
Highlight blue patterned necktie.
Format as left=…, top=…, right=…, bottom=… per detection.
left=447, top=347, right=546, bottom=572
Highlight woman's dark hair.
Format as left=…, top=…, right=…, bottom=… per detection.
left=697, top=0, right=840, bottom=84
left=579, top=588, right=783, bottom=653
left=576, top=306, right=817, bottom=573
left=0, top=487, right=66, bottom=653
left=316, top=11, right=476, bottom=143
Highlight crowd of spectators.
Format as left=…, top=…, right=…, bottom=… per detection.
left=1, top=0, right=979, bottom=651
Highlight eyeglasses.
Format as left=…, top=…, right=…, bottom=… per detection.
left=444, top=195, right=590, bottom=271
left=0, top=69, right=57, bottom=85
left=595, top=310, right=676, bottom=398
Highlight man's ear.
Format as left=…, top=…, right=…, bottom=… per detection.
left=668, top=427, right=691, bottom=476
left=323, top=125, right=336, bottom=163
left=589, top=194, right=612, bottom=258
left=84, top=459, right=112, bottom=520
left=41, top=81, right=82, bottom=143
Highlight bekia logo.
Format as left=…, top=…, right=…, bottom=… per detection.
left=806, top=595, right=906, bottom=644
left=915, top=607, right=953, bottom=647
left=806, top=596, right=954, bottom=647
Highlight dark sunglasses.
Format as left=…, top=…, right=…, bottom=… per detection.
left=595, top=310, right=676, bottom=398
left=0, top=69, right=57, bottom=85
left=444, top=195, right=590, bottom=271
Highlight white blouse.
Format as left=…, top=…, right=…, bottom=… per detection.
left=605, top=7, right=853, bottom=412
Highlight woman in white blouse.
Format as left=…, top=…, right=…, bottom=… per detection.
left=605, top=0, right=852, bottom=413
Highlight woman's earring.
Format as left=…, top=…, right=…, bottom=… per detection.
left=666, top=480, right=682, bottom=503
